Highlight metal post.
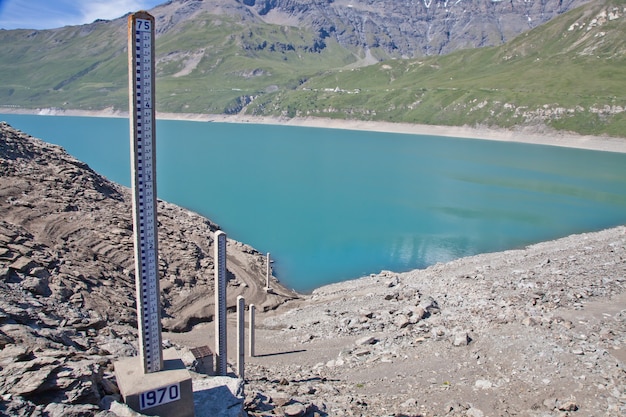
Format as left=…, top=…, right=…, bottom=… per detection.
left=214, top=230, right=227, bottom=375
left=115, top=12, right=195, bottom=417
left=237, top=296, right=245, bottom=379
left=128, top=10, right=162, bottom=374
left=248, top=304, right=255, bottom=357
left=265, top=252, right=272, bottom=292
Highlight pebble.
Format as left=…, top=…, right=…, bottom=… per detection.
left=283, top=402, right=307, bottom=416
left=355, top=336, right=377, bottom=346
left=474, top=380, right=493, bottom=389
left=452, top=330, right=471, bottom=346
left=558, top=400, right=579, bottom=412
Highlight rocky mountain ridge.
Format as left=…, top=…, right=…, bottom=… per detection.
left=153, top=0, right=591, bottom=58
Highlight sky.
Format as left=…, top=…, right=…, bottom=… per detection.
left=0, top=0, right=164, bottom=30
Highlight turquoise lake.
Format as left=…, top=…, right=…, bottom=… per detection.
left=2, top=113, right=626, bottom=292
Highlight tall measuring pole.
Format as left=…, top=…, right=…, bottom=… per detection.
left=264, top=252, right=272, bottom=292
left=128, top=11, right=163, bottom=374
left=249, top=304, right=256, bottom=357
left=214, top=230, right=228, bottom=375
left=236, top=296, right=245, bottom=379
left=117, top=12, right=194, bottom=417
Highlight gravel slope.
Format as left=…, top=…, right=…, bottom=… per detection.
left=169, top=225, right=626, bottom=416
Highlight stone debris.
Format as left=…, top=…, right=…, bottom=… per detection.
left=452, top=329, right=471, bottom=347
left=192, top=377, right=245, bottom=417
left=355, top=336, right=377, bottom=346
left=244, top=225, right=626, bottom=416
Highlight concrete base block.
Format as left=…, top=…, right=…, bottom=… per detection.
left=114, top=349, right=194, bottom=417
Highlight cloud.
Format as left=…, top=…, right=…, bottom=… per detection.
left=0, top=0, right=161, bottom=30
left=79, top=0, right=153, bottom=24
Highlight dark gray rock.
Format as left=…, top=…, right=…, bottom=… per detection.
left=43, top=403, right=100, bottom=417
left=283, top=402, right=308, bottom=417
left=22, top=276, right=51, bottom=296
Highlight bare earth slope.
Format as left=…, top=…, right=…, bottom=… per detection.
left=237, top=227, right=626, bottom=416
left=0, top=122, right=296, bottom=331
left=0, top=122, right=296, bottom=415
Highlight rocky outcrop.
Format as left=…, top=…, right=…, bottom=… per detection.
left=150, top=0, right=591, bottom=58
left=236, top=0, right=591, bottom=57
left=0, top=122, right=297, bottom=330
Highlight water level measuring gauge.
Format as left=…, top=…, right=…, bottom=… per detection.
left=128, top=11, right=163, bottom=374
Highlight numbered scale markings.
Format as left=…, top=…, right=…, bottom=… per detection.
left=129, top=12, right=163, bottom=374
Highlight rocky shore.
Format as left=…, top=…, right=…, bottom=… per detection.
left=1, top=121, right=625, bottom=416
left=239, top=226, right=626, bottom=416
left=0, top=122, right=296, bottom=416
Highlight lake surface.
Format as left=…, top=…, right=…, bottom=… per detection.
left=2, top=113, right=626, bottom=292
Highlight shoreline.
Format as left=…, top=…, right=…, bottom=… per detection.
left=2, top=106, right=626, bottom=153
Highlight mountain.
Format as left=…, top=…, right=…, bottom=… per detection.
left=259, top=0, right=626, bottom=136
left=149, top=0, right=590, bottom=58
left=0, top=0, right=624, bottom=137
left=238, top=0, right=590, bottom=57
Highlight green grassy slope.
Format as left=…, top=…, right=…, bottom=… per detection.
left=0, top=0, right=624, bottom=137
left=0, top=21, right=129, bottom=110
left=247, top=0, right=626, bottom=137
left=153, top=14, right=358, bottom=114
left=0, top=14, right=357, bottom=114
